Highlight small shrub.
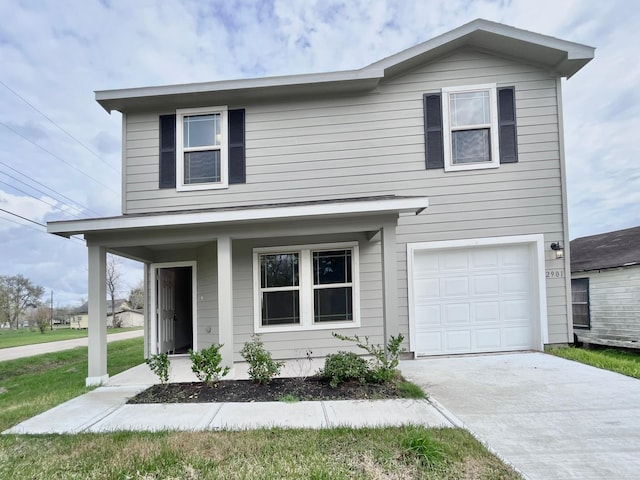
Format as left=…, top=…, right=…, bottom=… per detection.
left=240, top=335, right=284, bottom=385
left=145, top=352, right=170, bottom=384
left=332, top=332, right=406, bottom=383
left=189, top=344, right=230, bottom=386
left=403, top=429, right=445, bottom=469
left=320, top=351, right=369, bottom=388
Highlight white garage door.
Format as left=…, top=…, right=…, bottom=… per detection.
left=412, top=244, right=535, bottom=356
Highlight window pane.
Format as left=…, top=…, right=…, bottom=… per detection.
left=314, top=287, right=352, bottom=322
left=313, top=250, right=352, bottom=285
left=184, top=150, right=221, bottom=184
left=262, top=291, right=300, bottom=325
left=450, top=91, right=490, bottom=127
left=261, top=253, right=299, bottom=288
left=451, top=129, right=490, bottom=164
left=184, top=114, right=221, bottom=148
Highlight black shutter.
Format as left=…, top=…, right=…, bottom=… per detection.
left=159, top=114, right=176, bottom=188
left=228, top=109, right=246, bottom=184
left=498, top=87, right=518, bottom=164
left=423, top=93, right=444, bottom=169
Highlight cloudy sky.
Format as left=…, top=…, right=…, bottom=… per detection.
left=1, top=0, right=638, bottom=306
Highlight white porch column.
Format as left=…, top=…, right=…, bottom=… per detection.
left=217, top=236, right=234, bottom=370
left=380, top=223, right=398, bottom=351
left=86, top=245, right=108, bottom=386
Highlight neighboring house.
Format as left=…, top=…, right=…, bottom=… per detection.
left=70, top=299, right=143, bottom=329
left=570, top=226, right=640, bottom=348
left=47, top=19, right=594, bottom=386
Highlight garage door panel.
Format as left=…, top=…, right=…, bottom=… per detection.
left=475, top=329, right=502, bottom=349
left=444, top=303, right=471, bottom=325
left=473, top=274, right=499, bottom=295
left=412, top=243, right=536, bottom=356
left=443, top=277, right=469, bottom=297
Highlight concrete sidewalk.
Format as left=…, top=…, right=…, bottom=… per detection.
left=0, top=329, right=143, bottom=362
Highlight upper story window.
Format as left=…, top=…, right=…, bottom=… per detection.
left=176, top=106, right=228, bottom=191
left=441, top=84, right=500, bottom=172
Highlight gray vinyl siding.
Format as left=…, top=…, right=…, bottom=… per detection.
left=573, top=267, right=640, bottom=344
left=126, top=47, right=571, bottom=351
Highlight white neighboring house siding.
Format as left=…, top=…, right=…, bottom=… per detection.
left=573, top=267, right=640, bottom=344
left=123, top=48, right=570, bottom=351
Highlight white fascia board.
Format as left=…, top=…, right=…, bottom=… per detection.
left=47, top=197, right=429, bottom=238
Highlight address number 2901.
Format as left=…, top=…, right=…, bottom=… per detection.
left=545, top=269, right=564, bottom=278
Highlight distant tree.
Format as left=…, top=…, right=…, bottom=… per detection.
left=33, top=306, right=51, bottom=333
left=0, top=275, right=45, bottom=329
left=128, top=280, right=144, bottom=310
left=106, top=255, right=122, bottom=328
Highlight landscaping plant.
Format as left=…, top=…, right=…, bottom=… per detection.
left=320, top=350, right=369, bottom=387
left=240, top=334, right=284, bottom=385
left=145, top=352, right=170, bottom=384
left=188, top=344, right=230, bottom=386
left=333, top=332, right=406, bottom=383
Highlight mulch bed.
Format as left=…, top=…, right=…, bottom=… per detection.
left=128, top=376, right=409, bottom=404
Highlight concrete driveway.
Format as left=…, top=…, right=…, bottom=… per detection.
left=400, top=352, right=640, bottom=480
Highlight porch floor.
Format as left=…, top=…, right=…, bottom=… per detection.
left=4, top=358, right=451, bottom=434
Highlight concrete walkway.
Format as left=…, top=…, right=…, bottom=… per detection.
left=0, top=329, right=143, bottom=362
left=3, top=357, right=451, bottom=434
left=400, top=352, right=640, bottom=480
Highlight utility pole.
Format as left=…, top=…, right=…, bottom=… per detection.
left=50, top=290, right=53, bottom=331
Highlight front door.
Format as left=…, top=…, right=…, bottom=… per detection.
left=158, top=268, right=176, bottom=354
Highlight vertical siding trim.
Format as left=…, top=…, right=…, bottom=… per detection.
left=121, top=113, right=127, bottom=214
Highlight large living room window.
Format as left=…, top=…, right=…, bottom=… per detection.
left=442, top=84, right=500, bottom=172
left=254, top=242, right=360, bottom=333
left=571, top=278, right=590, bottom=329
left=176, top=106, right=228, bottom=191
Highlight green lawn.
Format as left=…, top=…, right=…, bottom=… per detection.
left=546, top=345, right=640, bottom=379
left=0, top=337, right=144, bottom=431
left=0, top=327, right=142, bottom=349
left=0, top=337, right=522, bottom=479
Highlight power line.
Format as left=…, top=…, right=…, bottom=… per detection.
left=0, top=79, right=119, bottom=173
left=0, top=177, right=85, bottom=219
left=0, top=208, right=85, bottom=244
left=0, top=207, right=45, bottom=227
left=0, top=120, right=119, bottom=195
left=0, top=160, right=102, bottom=216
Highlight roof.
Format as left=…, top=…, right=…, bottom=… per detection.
left=96, top=18, right=594, bottom=113
left=74, top=299, right=128, bottom=314
left=47, top=195, right=429, bottom=238
left=571, top=226, right=640, bottom=272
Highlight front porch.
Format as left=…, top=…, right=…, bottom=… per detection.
left=47, top=196, right=429, bottom=386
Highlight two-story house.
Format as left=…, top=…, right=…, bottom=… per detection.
left=48, top=19, right=594, bottom=386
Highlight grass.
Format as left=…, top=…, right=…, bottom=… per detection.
left=397, top=380, right=427, bottom=399
left=0, top=427, right=522, bottom=479
left=546, top=345, right=640, bottom=379
left=0, top=337, right=144, bottom=431
left=0, top=327, right=142, bottom=349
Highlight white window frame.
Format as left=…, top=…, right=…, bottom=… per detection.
left=253, top=241, right=360, bottom=333
left=442, top=83, right=500, bottom=172
left=176, top=105, right=229, bottom=191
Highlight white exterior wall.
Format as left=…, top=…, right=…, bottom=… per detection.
left=123, top=48, right=571, bottom=350
left=573, top=267, right=640, bottom=343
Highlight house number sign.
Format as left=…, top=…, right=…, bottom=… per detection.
left=545, top=269, right=564, bottom=278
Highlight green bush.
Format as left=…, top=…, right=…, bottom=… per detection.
left=332, top=332, right=406, bottom=383
left=188, top=344, right=230, bottom=386
left=145, top=352, right=170, bottom=384
left=320, top=351, right=369, bottom=388
left=240, top=335, right=284, bottom=385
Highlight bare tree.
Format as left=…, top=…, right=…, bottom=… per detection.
left=0, top=275, right=45, bottom=329
left=106, top=255, right=122, bottom=328
left=32, top=306, right=51, bottom=333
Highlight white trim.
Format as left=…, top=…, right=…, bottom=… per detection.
left=253, top=241, right=361, bottom=334
left=149, top=260, right=198, bottom=355
left=442, top=83, right=500, bottom=172
left=48, top=197, right=429, bottom=237
left=176, top=106, right=229, bottom=191
left=407, top=234, right=548, bottom=355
